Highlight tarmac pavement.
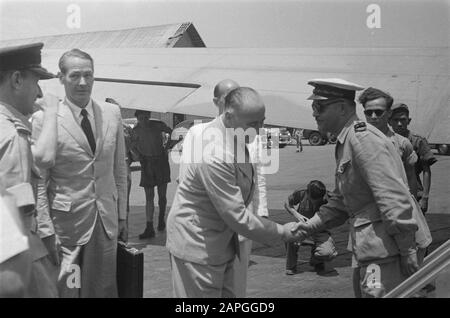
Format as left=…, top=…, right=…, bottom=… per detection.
left=126, top=144, right=450, bottom=298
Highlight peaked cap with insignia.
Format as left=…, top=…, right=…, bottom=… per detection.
left=307, top=78, right=364, bottom=101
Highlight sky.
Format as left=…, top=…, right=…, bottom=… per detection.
left=0, top=0, right=448, bottom=48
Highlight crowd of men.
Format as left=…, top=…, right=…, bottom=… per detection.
left=0, top=42, right=437, bottom=298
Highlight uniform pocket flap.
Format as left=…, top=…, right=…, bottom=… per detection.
left=353, top=216, right=381, bottom=228
left=51, top=199, right=72, bottom=212
left=352, top=204, right=381, bottom=228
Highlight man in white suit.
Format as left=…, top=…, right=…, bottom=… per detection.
left=167, top=87, right=301, bottom=297
left=33, top=49, right=128, bottom=297
left=179, top=80, right=268, bottom=297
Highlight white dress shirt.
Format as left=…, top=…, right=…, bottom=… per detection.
left=65, top=98, right=97, bottom=138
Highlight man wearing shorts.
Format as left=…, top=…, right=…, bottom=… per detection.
left=131, top=110, right=172, bottom=238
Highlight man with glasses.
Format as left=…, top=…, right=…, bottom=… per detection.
left=292, top=78, right=421, bottom=297
left=358, top=87, right=419, bottom=197
left=358, top=87, right=432, bottom=268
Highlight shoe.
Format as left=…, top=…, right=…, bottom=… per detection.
left=296, top=149, right=300, bottom=153
left=139, top=226, right=155, bottom=239
left=157, top=221, right=166, bottom=231
left=285, top=269, right=296, bottom=275
left=314, top=263, right=325, bottom=273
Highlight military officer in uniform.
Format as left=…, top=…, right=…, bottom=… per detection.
left=0, top=42, right=59, bottom=297
left=0, top=182, right=31, bottom=297
left=292, top=78, right=422, bottom=298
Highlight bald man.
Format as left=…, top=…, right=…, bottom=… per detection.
left=180, top=79, right=240, bottom=163
left=180, top=79, right=269, bottom=297
left=213, top=79, right=240, bottom=114
left=167, top=87, right=301, bottom=298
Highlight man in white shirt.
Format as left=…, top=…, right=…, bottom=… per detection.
left=33, top=49, right=128, bottom=297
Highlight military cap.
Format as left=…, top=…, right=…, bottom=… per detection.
left=0, top=42, right=55, bottom=79
left=391, top=103, right=409, bottom=115
left=307, top=78, right=364, bottom=101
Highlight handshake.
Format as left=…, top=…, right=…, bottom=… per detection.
left=281, top=221, right=313, bottom=243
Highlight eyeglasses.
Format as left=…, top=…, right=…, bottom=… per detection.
left=364, top=109, right=386, bottom=117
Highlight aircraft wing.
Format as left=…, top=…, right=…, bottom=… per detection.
left=41, top=47, right=448, bottom=138
left=163, top=47, right=449, bottom=135
left=40, top=49, right=201, bottom=113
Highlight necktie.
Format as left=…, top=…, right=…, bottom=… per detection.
left=80, top=108, right=96, bottom=153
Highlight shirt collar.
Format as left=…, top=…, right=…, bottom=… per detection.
left=336, top=114, right=359, bottom=144
left=217, top=115, right=249, bottom=159
left=65, top=98, right=93, bottom=119
left=0, top=101, right=32, bottom=132
left=386, top=127, right=395, bottom=138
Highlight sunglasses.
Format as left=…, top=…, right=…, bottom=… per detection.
left=364, top=109, right=386, bottom=117
left=312, top=98, right=343, bottom=114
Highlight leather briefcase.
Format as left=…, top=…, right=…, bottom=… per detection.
left=116, top=241, right=144, bottom=298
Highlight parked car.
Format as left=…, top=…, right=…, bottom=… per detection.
left=123, top=117, right=137, bottom=129
left=264, top=126, right=291, bottom=148
left=302, top=129, right=332, bottom=146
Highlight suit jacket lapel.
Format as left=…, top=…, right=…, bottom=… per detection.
left=213, top=117, right=256, bottom=205
left=235, top=145, right=254, bottom=181
left=92, top=100, right=108, bottom=156
left=235, top=161, right=255, bottom=206
left=58, top=101, right=94, bottom=156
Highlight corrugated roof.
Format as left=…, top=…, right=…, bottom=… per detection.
left=0, top=22, right=206, bottom=49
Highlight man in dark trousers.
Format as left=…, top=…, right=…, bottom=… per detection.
left=284, top=180, right=337, bottom=275
left=389, top=103, right=437, bottom=214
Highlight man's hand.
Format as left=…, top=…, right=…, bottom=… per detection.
left=400, top=252, right=419, bottom=277
left=41, top=234, right=60, bottom=266
left=118, top=220, right=128, bottom=243
left=282, top=222, right=308, bottom=243
left=35, top=94, right=59, bottom=112
left=419, top=197, right=428, bottom=213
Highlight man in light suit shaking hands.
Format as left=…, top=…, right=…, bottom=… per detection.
left=167, top=87, right=302, bottom=298
left=33, top=49, right=128, bottom=297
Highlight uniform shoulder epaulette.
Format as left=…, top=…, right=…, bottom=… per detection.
left=411, top=133, right=426, bottom=140
left=353, top=121, right=366, bottom=132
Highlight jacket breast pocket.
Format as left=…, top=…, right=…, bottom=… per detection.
left=351, top=217, right=399, bottom=263
left=335, top=159, right=351, bottom=192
